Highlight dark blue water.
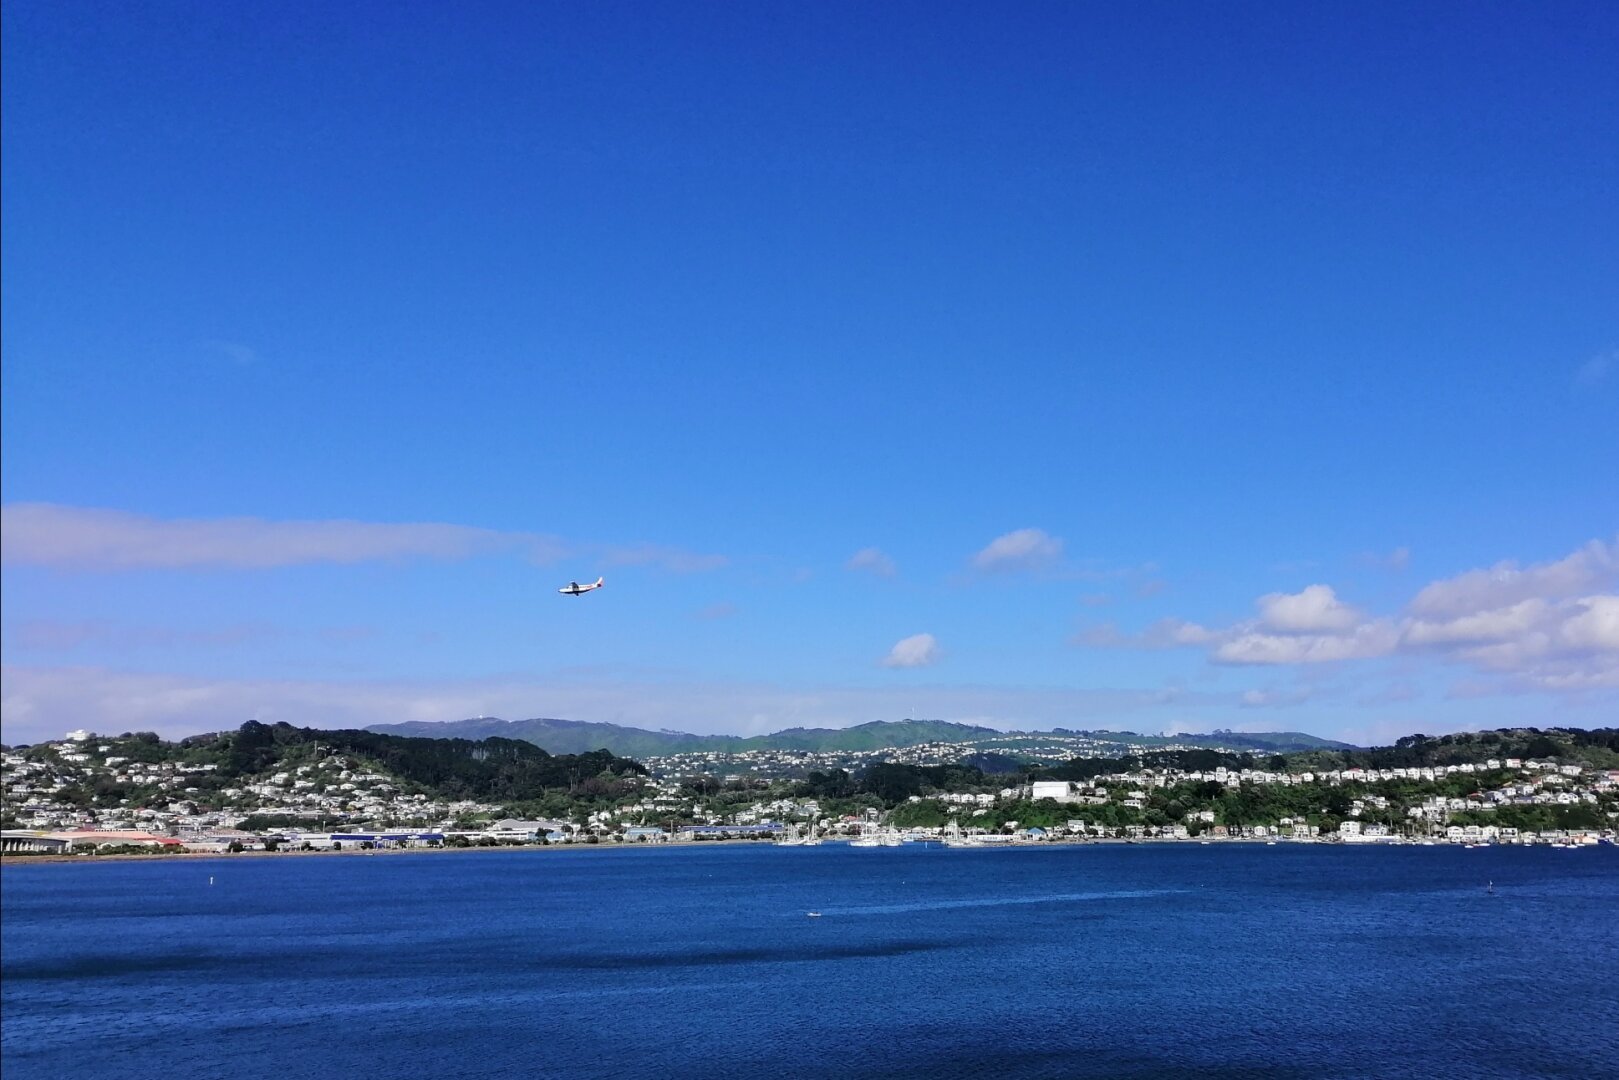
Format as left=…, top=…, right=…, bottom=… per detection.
left=4, top=844, right=1617, bottom=1079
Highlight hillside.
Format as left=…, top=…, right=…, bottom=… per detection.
left=364, top=717, right=1354, bottom=757
left=365, top=717, right=1002, bottom=756
left=366, top=717, right=727, bottom=757
left=1285, top=727, right=1619, bottom=771
left=1051, top=729, right=1357, bottom=753
left=20, top=721, right=648, bottom=810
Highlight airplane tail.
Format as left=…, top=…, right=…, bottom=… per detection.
left=595, top=576, right=605, bottom=587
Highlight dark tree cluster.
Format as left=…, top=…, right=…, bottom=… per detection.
left=1288, top=728, right=1619, bottom=772
left=177, top=721, right=646, bottom=802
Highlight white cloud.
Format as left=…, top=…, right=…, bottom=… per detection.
left=845, top=547, right=897, bottom=577
left=1085, top=589, right=1377, bottom=661
left=1435, top=595, right=1619, bottom=691
left=972, top=528, right=1063, bottom=573
left=1396, top=542, right=1618, bottom=692
left=1557, top=595, right=1619, bottom=651
left=882, top=633, right=940, bottom=669
left=1072, top=618, right=1217, bottom=648
left=1403, top=598, right=1550, bottom=646
left=1257, top=585, right=1365, bottom=633
left=1214, top=621, right=1399, bottom=665
left=1407, top=538, right=1615, bottom=618
left=1076, top=538, right=1619, bottom=698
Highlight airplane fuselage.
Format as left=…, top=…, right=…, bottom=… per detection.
left=559, top=576, right=604, bottom=596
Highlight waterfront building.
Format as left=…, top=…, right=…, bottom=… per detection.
left=0, top=830, right=72, bottom=854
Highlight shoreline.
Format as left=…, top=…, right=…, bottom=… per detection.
left=4, top=835, right=1589, bottom=866
left=0, top=838, right=783, bottom=865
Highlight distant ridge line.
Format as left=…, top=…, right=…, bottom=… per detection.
left=361, top=716, right=1358, bottom=757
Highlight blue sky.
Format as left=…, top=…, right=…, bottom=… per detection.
left=3, top=1, right=1615, bottom=746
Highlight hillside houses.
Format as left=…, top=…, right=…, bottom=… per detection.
left=5, top=727, right=1615, bottom=851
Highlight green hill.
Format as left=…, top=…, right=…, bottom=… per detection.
left=365, top=717, right=1000, bottom=756
left=1285, top=727, right=1619, bottom=771
left=363, top=717, right=1354, bottom=756
left=745, top=719, right=1001, bottom=752
left=1154, top=730, right=1358, bottom=753
left=168, top=721, right=647, bottom=802
left=366, top=717, right=724, bottom=757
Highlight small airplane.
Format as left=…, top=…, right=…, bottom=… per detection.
left=558, top=576, right=604, bottom=596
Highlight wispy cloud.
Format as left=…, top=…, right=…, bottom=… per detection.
left=201, top=339, right=260, bottom=366
left=600, top=543, right=728, bottom=574
left=845, top=546, right=897, bottom=577
left=1407, top=539, right=1614, bottom=618
left=882, top=633, right=940, bottom=669
left=1356, top=546, right=1411, bottom=572
left=1356, top=681, right=1420, bottom=707
left=12, top=619, right=281, bottom=652
left=1575, top=350, right=1614, bottom=387
left=1238, top=687, right=1312, bottom=709
left=0, top=504, right=552, bottom=570
left=0, top=504, right=726, bottom=575
left=692, top=602, right=738, bottom=621
left=971, top=528, right=1063, bottom=573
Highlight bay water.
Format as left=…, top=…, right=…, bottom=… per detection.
left=4, top=843, right=1616, bottom=1079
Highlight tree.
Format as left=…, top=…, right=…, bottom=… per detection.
left=1524, top=736, right=1559, bottom=759
left=861, top=764, right=927, bottom=803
